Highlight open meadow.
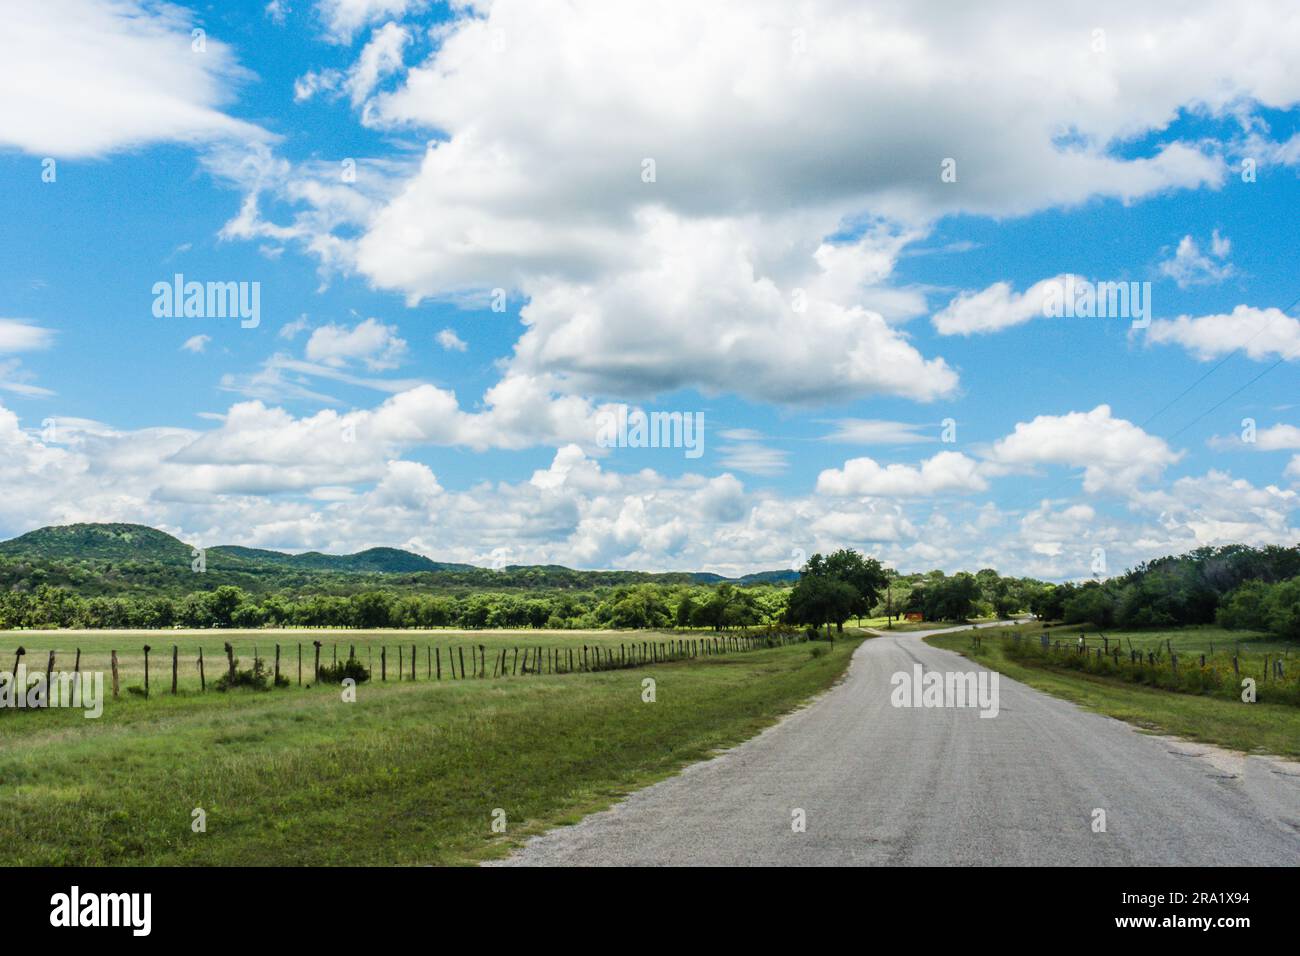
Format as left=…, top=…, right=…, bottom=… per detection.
left=0, top=629, right=861, bottom=865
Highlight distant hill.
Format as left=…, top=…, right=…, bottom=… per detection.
left=682, top=569, right=797, bottom=584
left=735, top=569, right=800, bottom=585
left=208, top=545, right=473, bottom=574
left=0, top=524, right=470, bottom=575
left=0, top=523, right=797, bottom=594
left=0, top=522, right=193, bottom=564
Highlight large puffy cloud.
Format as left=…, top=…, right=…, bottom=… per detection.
left=986, top=404, right=1182, bottom=494
left=0, top=0, right=267, bottom=157
left=228, top=0, right=1300, bottom=406
left=364, top=0, right=1247, bottom=229
left=817, top=451, right=987, bottom=497
left=1146, top=305, right=1300, bottom=362
left=504, top=211, right=958, bottom=403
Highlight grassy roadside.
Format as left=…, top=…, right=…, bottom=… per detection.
left=0, top=636, right=860, bottom=865
left=927, top=628, right=1300, bottom=759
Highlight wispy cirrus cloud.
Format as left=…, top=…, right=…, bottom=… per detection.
left=0, top=0, right=270, bottom=158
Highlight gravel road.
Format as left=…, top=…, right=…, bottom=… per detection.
left=493, top=623, right=1300, bottom=866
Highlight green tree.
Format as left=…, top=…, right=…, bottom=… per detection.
left=787, top=574, right=858, bottom=638
left=1264, top=577, right=1300, bottom=640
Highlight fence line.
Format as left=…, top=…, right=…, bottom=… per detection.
left=973, top=628, right=1298, bottom=704
left=1, top=628, right=814, bottom=703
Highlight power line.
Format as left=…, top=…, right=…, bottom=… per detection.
left=1014, top=294, right=1299, bottom=510
left=1137, top=291, right=1300, bottom=428
left=1166, top=350, right=1295, bottom=442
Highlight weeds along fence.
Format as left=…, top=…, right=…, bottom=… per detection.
left=971, top=629, right=1300, bottom=706
left=1, top=628, right=813, bottom=704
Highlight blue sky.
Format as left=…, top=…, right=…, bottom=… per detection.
left=0, top=0, right=1298, bottom=579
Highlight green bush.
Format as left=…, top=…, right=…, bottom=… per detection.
left=215, top=656, right=275, bottom=692
left=315, top=657, right=371, bottom=684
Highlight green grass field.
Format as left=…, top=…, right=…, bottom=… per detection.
left=0, top=628, right=742, bottom=694
left=974, top=620, right=1297, bottom=658
left=928, top=624, right=1300, bottom=759
left=0, top=631, right=860, bottom=865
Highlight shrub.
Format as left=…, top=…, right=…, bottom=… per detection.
left=215, top=656, right=274, bottom=692
left=316, top=657, right=371, bottom=684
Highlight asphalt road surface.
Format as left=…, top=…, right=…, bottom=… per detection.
left=494, top=623, right=1300, bottom=866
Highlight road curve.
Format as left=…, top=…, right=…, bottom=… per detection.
left=492, top=624, right=1300, bottom=866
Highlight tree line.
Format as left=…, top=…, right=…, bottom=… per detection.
left=3, top=542, right=1296, bottom=638
left=1026, top=544, right=1300, bottom=639
left=0, top=581, right=790, bottom=631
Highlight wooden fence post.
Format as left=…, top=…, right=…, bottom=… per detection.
left=224, top=642, right=236, bottom=682
left=274, top=644, right=281, bottom=686
left=458, top=646, right=466, bottom=681
left=45, top=650, right=55, bottom=706
left=198, top=648, right=206, bottom=692
left=74, top=648, right=81, bottom=677
left=172, top=645, right=178, bottom=694
left=436, top=646, right=441, bottom=680
left=110, top=650, right=119, bottom=699
left=381, top=646, right=387, bottom=681
left=143, top=645, right=151, bottom=699
left=313, top=641, right=322, bottom=682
